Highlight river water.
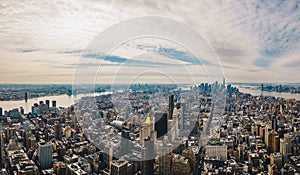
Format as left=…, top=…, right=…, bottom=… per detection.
left=233, top=85, right=300, bottom=101
left=0, top=92, right=111, bottom=113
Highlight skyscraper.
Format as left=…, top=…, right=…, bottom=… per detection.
left=20, top=107, right=24, bottom=115
left=54, top=121, right=62, bottom=141
left=222, top=77, right=226, bottom=89
left=0, top=128, right=3, bottom=168
left=103, top=144, right=113, bottom=171
left=271, top=115, right=278, bottom=131
left=270, top=152, right=283, bottom=170
left=32, top=103, right=40, bottom=116
left=142, top=137, right=154, bottom=175
left=180, top=102, right=186, bottom=130
left=45, top=100, right=50, bottom=108
left=168, top=95, right=174, bottom=119
left=172, top=107, right=179, bottom=138
left=273, top=135, right=280, bottom=152
left=24, top=92, right=28, bottom=102
left=140, top=113, right=155, bottom=143
left=38, top=142, right=53, bottom=169
left=238, top=143, right=244, bottom=161
left=158, top=143, right=172, bottom=175
left=120, top=129, right=131, bottom=156
left=52, top=100, right=57, bottom=108
left=23, top=120, right=31, bottom=149
left=155, top=112, right=168, bottom=138
left=280, top=133, right=292, bottom=164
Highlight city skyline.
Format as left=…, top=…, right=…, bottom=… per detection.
left=1, top=81, right=300, bottom=174
left=1, top=1, right=300, bottom=175
left=1, top=0, right=300, bottom=84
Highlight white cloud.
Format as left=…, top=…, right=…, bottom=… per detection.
left=0, top=0, right=299, bottom=83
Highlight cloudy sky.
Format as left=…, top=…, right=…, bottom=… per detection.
left=0, top=0, right=299, bottom=84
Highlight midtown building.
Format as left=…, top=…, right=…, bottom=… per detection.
left=38, top=142, right=53, bottom=169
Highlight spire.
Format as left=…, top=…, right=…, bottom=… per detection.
left=145, top=113, right=152, bottom=125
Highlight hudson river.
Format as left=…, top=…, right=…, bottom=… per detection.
left=0, top=92, right=110, bottom=113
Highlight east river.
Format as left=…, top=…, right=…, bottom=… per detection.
left=234, top=85, right=300, bottom=101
